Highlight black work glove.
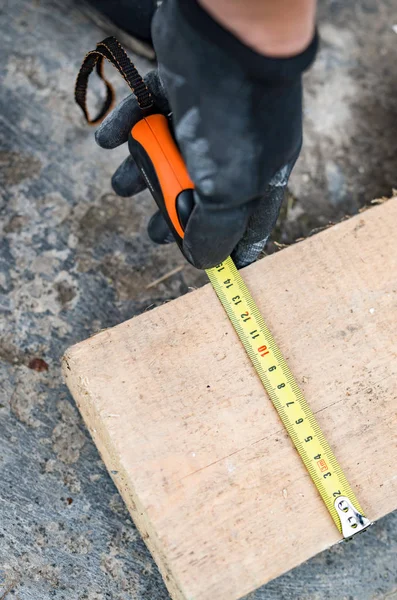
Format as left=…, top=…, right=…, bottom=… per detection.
left=96, top=0, right=318, bottom=269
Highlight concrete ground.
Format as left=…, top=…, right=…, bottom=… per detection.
left=0, top=0, right=396, bottom=598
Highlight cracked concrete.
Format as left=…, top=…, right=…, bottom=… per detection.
left=0, top=0, right=396, bottom=598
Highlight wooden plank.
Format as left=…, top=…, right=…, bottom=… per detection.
left=62, top=199, right=397, bottom=600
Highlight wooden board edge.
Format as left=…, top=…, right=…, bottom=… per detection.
left=61, top=353, right=187, bottom=600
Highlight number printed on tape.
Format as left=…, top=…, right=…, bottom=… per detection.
left=206, top=258, right=369, bottom=536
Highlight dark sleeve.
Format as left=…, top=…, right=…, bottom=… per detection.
left=177, top=0, right=319, bottom=82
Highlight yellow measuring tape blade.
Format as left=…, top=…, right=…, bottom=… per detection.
left=206, top=256, right=371, bottom=538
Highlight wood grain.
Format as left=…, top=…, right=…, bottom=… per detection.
left=63, top=200, right=397, bottom=600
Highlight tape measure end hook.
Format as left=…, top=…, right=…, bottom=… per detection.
left=335, top=496, right=373, bottom=539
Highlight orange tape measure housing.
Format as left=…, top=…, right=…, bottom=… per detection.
left=131, top=114, right=194, bottom=238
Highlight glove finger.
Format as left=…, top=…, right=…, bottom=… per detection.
left=95, top=93, right=141, bottom=149
left=232, top=161, right=296, bottom=268
left=95, top=70, right=170, bottom=149
left=182, top=195, right=251, bottom=270
left=111, top=155, right=146, bottom=197
left=147, top=210, right=175, bottom=245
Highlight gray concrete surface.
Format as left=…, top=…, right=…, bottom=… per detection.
left=0, top=0, right=396, bottom=598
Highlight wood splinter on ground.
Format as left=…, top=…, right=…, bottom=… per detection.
left=145, top=265, right=185, bottom=289
left=63, top=199, right=397, bottom=600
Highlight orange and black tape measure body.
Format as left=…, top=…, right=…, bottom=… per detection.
left=129, top=114, right=195, bottom=248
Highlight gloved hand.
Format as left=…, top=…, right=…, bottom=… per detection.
left=95, top=0, right=317, bottom=269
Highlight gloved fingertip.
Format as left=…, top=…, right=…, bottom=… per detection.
left=111, top=155, right=147, bottom=197
left=147, top=211, right=175, bottom=244
left=94, top=125, right=112, bottom=149
left=111, top=173, right=144, bottom=197
left=181, top=243, right=228, bottom=270
left=95, top=94, right=142, bottom=149
left=95, top=118, right=127, bottom=150
left=182, top=203, right=250, bottom=270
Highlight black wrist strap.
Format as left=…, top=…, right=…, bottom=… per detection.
left=75, top=36, right=153, bottom=124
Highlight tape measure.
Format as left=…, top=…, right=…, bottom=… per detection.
left=206, top=256, right=371, bottom=538
left=75, top=37, right=371, bottom=539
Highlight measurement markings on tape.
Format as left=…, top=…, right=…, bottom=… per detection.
left=206, top=257, right=371, bottom=538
